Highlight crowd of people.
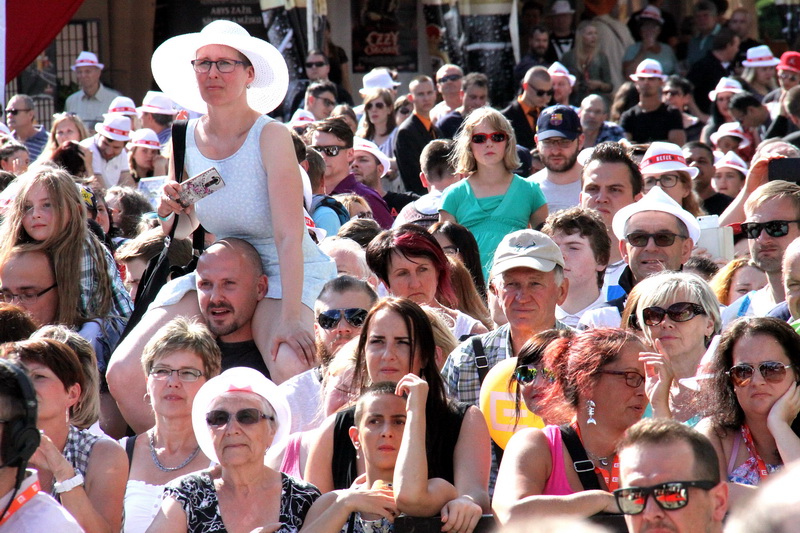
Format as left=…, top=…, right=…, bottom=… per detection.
left=2, top=2, right=800, bottom=532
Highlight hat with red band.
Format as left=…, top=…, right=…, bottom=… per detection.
left=741, top=45, right=780, bottom=68
left=71, top=51, right=104, bottom=71
left=714, top=150, right=748, bottom=174
left=710, top=122, right=751, bottom=149
left=548, top=61, right=576, bottom=87
left=630, top=59, right=667, bottom=81
left=127, top=128, right=161, bottom=150
left=107, top=96, right=138, bottom=117
left=612, top=186, right=701, bottom=243
left=708, top=77, right=743, bottom=101
left=639, top=141, right=699, bottom=179
left=137, top=91, right=178, bottom=116
left=95, top=115, right=131, bottom=142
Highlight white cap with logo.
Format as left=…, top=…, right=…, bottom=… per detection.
left=490, top=230, right=565, bottom=278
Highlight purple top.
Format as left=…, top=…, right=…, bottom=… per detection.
left=332, top=173, right=394, bottom=229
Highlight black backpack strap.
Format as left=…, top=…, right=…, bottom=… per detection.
left=171, top=120, right=188, bottom=183
left=472, top=337, right=490, bottom=385
left=559, top=425, right=602, bottom=491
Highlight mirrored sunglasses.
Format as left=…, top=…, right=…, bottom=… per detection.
left=317, top=308, right=369, bottom=330
left=514, top=364, right=556, bottom=385
left=614, top=481, right=717, bottom=515
left=740, top=220, right=800, bottom=239
left=312, top=145, right=346, bottom=157
left=727, top=361, right=793, bottom=387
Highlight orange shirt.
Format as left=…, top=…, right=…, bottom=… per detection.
left=518, top=96, right=539, bottom=130
left=415, top=112, right=433, bottom=133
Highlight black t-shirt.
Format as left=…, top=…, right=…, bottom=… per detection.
left=702, top=192, right=733, bottom=216
left=620, top=103, right=683, bottom=143
left=217, top=339, right=270, bottom=378
left=383, top=191, right=419, bottom=219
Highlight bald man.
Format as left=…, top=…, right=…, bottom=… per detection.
left=502, top=66, right=552, bottom=149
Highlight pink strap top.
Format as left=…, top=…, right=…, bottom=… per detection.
left=542, top=425, right=574, bottom=496
left=280, top=433, right=304, bottom=480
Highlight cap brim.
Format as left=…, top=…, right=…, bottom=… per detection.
left=742, top=59, right=780, bottom=67
left=612, top=193, right=701, bottom=243
left=537, top=129, right=579, bottom=141
left=491, top=257, right=559, bottom=278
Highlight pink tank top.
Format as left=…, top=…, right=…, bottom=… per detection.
left=542, top=425, right=574, bottom=495
left=280, top=433, right=304, bottom=479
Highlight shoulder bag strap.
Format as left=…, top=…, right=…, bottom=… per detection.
left=559, top=425, right=602, bottom=491
left=169, top=120, right=205, bottom=248
left=473, top=337, right=489, bottom=386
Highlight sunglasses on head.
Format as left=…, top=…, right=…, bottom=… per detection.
left=312, top=145, right=346, bottom=157
left=317, top=308, right=369, bottom=330
left=642, top=302, right=706, bottom=326
left=740, top=220, right=800, bottom=239
left=206, top=408, right=273, bottom=427
left=471, top=131, right=508, bottom=144
left=438, top=74, right=463, bottom=83
left=625, top=232, right=685, bottom=247
left=514, top=364, right=556, bottom=385
left=614, top=481, right=717, bottom=515
left=306, top=61, right=327, bottom=68
left=727, top=361, right=794, bottom=387
left=366, top=101, right=386, bottom=111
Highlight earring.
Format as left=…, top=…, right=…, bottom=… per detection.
left=246, top=84, right=252, bottom=89
left=587, top=400, right=597, bottom=425
left=143, top=392, right=151, bottom=404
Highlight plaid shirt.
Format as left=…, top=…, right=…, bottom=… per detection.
left=79, top=237, right=133, bottom=320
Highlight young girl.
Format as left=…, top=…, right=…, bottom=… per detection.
left=440, top=108, right=547, bottom=278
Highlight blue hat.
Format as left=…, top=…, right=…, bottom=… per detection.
left=536, top=105, right=582, bottom=141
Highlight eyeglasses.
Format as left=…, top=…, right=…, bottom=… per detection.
left=642, top=302, right=706, bottom=326
left=740, top=220, right=800, bottom=239
left=365, top=101, right=386, bottom=111
left=534, top=88, right=555, bottom=97
left=149, top=367, right=204, bottom=382
left=614, top=481, right=717, bottom=515
left=597, top=370, right=645, bottom=388
left=438, top=74, right=463, bottom=83
left=397, top=107, right=411, bottom=116
left=311, top=144, right=347, bottom=157
left=727, top=361, right=794, bottom=387
left=779, top=72, right=799, bottom=83
left=206, top=408, right=274, bottom=427
left=643, top=174, right=680, bottom=189
left=317, top=307, right=369, bottom=330
left=191, top=59, right=246, bottom=73
left=318, top=96, right=336, bottom=108
left=514, top=364, right=556, bottom=385
left=625, top=232, right=685, bottom=247
left=0, top=283, right=57, bottom=304
left=471, top=131, right=508, bottom=144
left=441, top=245, right=459, bottom=256
left=5, top=108, right=31, bottom=115
left=540, top=138, right=574, bottom=149
left=305, top=61, right=327, bottom=68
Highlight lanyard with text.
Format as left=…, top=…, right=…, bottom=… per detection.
left=573, top=422, right=621, bottom=491
left=0, top=479, right=41, bottom=526
left=740, top=424, right=770, bottom=480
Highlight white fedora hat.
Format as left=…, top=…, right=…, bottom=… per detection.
left=630, top=58, right=667, bottom=82
left=353, top=137, right=391, bottom=178
left=359, top=68, right=400, bottom=97
left=710, top=122, right=751, bottom=149
left=137, top=91, right=178, bottom=116
left=107, top=96, right=138, bottom=117
left=741, top=45, right=780, bottom=68
left=72, top=51, right=104, bottom=71
left=95, top=115, right=131, bottom=142
left=708, top=77, right=743, bottom=101
left=549, top=0, right=575, bottom=15
left=151, top=20, right=289, bottom=115
left=191, top=367, right=291, bottom=464
left=127, top=128, right=161, bottom=150
left=639, top=141, right=700, bottom=179
left=612, top=186, right=701, bottom=243
left=714, top=150, right=748, bottom=174
left=548, top=61, right=576, bottom=87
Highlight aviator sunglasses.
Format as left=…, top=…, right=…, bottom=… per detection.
left=614, top=481, right=717, bottom=515
left=642, top=302, right=706, bottom=326
left=727, top=361, right=794, bottom=387
left=471, top=131, right=508, bottom=144
left=317, top=308, right=369, bottom=330
left=206, top=408, right=274, bottom=427
left=514, top=364, right=556, bottom=385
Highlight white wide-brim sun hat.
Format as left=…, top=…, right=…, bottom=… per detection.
left=191, top=367, right=292, bottom=464
left=151, top=20, right=289, bottom=115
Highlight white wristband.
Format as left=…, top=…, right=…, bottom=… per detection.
left=54, top=473, right=84, bottom=493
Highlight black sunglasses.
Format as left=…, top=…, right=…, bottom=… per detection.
left=597, top=370, right=645, bottom=388
left=5, top=108, right=31, bottom=116
left=614, top=481, right=717, bottom=515
left=397, top=107, right=411, bottom=115
left=438, top=74, right=462, bottom=83
left=206, top=408, right=274, bottom=427
left=642, top=302, right=706, bottom=326
left=311, top=145, right=346, bottom=157
left=471, top=131, right=508, bottom=144
left=514, top=364, right=556, bottom=385
left=317, top=308, right=369, bottom=330
left=740, top=220, right=800, bottom=239
left=727, top=361, right=794, bottom=387
left=365, top=101, right=386, bottom=111
left=625, top=232, right=685, bottom=247
left=305, top=61, right=327, bottom=68
left=534, top=88, right=555, bottom=97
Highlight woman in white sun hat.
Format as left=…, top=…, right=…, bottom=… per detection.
left=740, top=45, right=779, bottom=101
left=710, top=122, right=751, bottom=158
left=639, top=141, right=705, bottom=216
left=132, top=20, right=336, bottom=388
left=713, top=150, right=748, bottom=198
left=701, top=77, right=743, bottom=145
left=127, top=128, right=168, bottom=182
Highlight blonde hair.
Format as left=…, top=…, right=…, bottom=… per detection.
left=448, top=256, right=492, bottom=330
left=334, top=193, right=372, bottom=218
left=451, top=107, right=520, bottom=175
left=421, top=306, right=459, bottom=369
left=37, top=113, right=90, bottom=162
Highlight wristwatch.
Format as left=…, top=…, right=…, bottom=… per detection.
left=54, top=473, right=84, bottom=493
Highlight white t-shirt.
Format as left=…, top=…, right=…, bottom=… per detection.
left=529, top=171, right=582, bottom=214
left=557, top=292, right=607, bottom=328
left=721, top=285, right=778, bottom=327
left=81, top=135, right=130, bottom=188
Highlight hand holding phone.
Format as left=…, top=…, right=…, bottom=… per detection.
left=178, top=167, right=225, bottom=206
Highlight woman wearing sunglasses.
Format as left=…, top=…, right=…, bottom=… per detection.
left=639, top=142, right=705, bottom=217
left=633, top=272, right=721, bottom=424
left=697, top=317, right=800, bottom=488
left=440, top=107, right=548, bottom=280
left=356, top=88, right=397, bottom=159
left=122, top=317, right=221, bottom=533
left=493, top=328, right=671, bottom=524
left=305, top=298, right=490, bottom=531
left=148, top=366, right=321, bottom=532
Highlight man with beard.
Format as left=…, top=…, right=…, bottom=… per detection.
left=280, top=276, right=377, bottom=432
left=513, top=26, right=554, bottom=87
left=621, top=59, right=685, bottom=145
left=721, top=181, right=800, bottom=325
left=529, top=105, right=584, bottom=213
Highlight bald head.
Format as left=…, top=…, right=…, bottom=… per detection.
left=203, top=238, right=264, bottom=277
left=522, top=66, right=552, bottom=108
left=580, top=94, right=609, bottom=131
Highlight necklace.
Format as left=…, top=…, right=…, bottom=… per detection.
left=148, top=431, right=201, bottom=472
left=585, top=449, right=609, bottom=467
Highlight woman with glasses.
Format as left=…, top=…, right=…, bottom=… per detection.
left=393, top=96, right=412, bottom=128
left=121, top=317, right=221, bottom=533
left=440, top=107, right=547, bottom=280
left=697, top=317, right=800, bottom=487
left=356, top=88, right=397, bottom=158
left=1, top=339, right=128, bottom=533
left=493, top=327, right=671, bottom=524
left=633, top=272, right=721, bottom=424
left=366, top=225, right=488, bottom=339
left=639, top=142, right=705, bottom=216
left=148, top=366, right=321, bottom=533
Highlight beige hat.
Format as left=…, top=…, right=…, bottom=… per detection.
left=490, top=230, right=565, bottom=278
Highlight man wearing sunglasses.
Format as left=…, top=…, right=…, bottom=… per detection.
left=501, top=66, right=552, bottom=150
left=616, top=418, right=728, bottom=533
left=721, top=180, right=800, bottom=326
left=437, top=73, right=490, bottom=139
left=6, top=95, right=48, bottom=160
left=430, top=64, right=464, bottom=124
left=394, top=76, right=440, bottom=195
left=303, top=81, right=338, bottom=121
left=531, top=105, right=584, bottom=214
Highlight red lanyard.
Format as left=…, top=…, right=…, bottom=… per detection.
left=0, top=479, right=41, bottom=526
left=573, top=423, right=621, bottom=491
left=741, top=424, right=770, bottom=480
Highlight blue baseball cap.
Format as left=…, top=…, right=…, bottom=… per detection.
left=536, top=105, right=582, bottom=141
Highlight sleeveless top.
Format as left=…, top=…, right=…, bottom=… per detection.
left=164, top=471, right=320, bottom=533
left=185, top=115, right=336, bottom=308
left=331, top=402, right=470, bottom=490
left=53, top=425, right=104, bottom=499
left=541, top=425, right=574, bottom=496
left=727, top=429, right=781, bottom=486
left=123, top=479, right=164, bottom=533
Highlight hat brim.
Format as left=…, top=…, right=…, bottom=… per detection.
left=151, top=23, right=289, bottom=115
left=778, top=64, right=800, bottom=74
left=742, top=59, right=780, bottom=68
left=137, top=105, right=178, bottom=116
left=708, top=88, right=742, bottom=101
left=95, top=123, right=131, bottom=142
left=191, top=367, right=291, bottom=465
left=714, top=162, right=748, bottom=174
left=537, top=129, right=579, bottom=141
left=612, top=192, right=701, bottom=243
left=71, top=63, right=104, bottom=71
left=491, top=257, right=559, bottom=278
left=630, top=74, right=667, bottom=82
left=710, top=131, right=751, bottom=149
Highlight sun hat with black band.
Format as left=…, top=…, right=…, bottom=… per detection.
left=490, top=229, right=565, bottom=279
left=612, top=186, right=701, bottom=244
left=639, top=141, right=700, bottom=179
left=191, top=367, right=291, bottom=464
left=151, top=19, right=289, bottom=115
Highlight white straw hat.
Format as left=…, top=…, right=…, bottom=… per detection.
left=708, top=77, right=743, bottom=101
left=639, top=141, right=700, bottom=179
left=72, top=51, right=104, bottom=71
left=191, top=367, right=291, bottom=464
left=127, top=128, right=161, bottom=150
left=151, top=20, right=289, bottom=115
left=95, top=115, right=132, bottom=142
left=741, top=45, right=780, bottom=68
left=107, top=96, right=138, bottom=117
left=548, top=61, right=576, bottom=87
left=353, top=137, right=391, bottom=177
left=630, top=58, right=667, bottom=81
left=137, top=91, right=178, bottom=116
left=714, top=151, right=748, bottom=174
left=612, top=186, right=701, bottom=243
left=710, top=122, right=751, bottom=149
left=359, top=68, right=400, bottom=97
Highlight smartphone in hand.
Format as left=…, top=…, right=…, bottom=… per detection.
left=178, top=167, right=225, bottom=206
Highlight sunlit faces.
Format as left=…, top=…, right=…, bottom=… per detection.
left=530, top=30, right=550, bottom=57
left=785, top=257, right=800, bottom=319
left=122, top=257, right=148, bottom=301
left=310, top=130, right=352, bottom=180
left=552, top=231, right=604, bottom=290
left=366, top=96, right=391, bottom=127
left=0, top=250, right=58, bottom=327
left=147, top=350, right=207, bottom=416
left=683, top=146, right=715, bottom=192
left=132, top=146, right=158, bottom=172
left=349, top=393, right=406, bottom=472
left=579, top=97, right=607, bottom=131
left=778, top=69, right=800, bottom=92
left=305, top=53, right=330, bottom=81
left=538, top=136, right=580, bottom=173
left=621, top=211, right=693, bottom=282
left=641, top=292, right=714, bottom=359
left=194, top=44, right=254, bottom=107
left=492, top=267, right=568, bottom=331
left=745, top=196, right=800, bottom=273
left=74, top=65, right=102, bottom=92
left=731, top=334, right=798, bottom=418
left=463, top=85, right=489, bottom=115
left=633, top=76, right=662, bottom=98
left=712, top=168, right=745, bottom=197
left=5, top=96, right=33, bottom=130
left=436, top=66, right=463, bottom=98
left=642, top=172, right=691, bottom=206
left=207, top=391, right=277, bottom=464
left=580, top=160, right=640, bottom=227
left=97, top=135, right=126, bottom=162
left=730, top=264, right=766, bottom=306
left=22, top=182, right=61, bottom=242
left=410, top=80, right=436, bottom=115
left=308, top=90, right=336, bottom=121
left=350, top=151, right=382, bottom=188
left=714, top=135, right=741, bottom=155
left=55, top=119, right=82, bottom=145
left=552, top=76, right=572, bottom=104
left=527, top=78, right=553, bottom=108
left=315, top=289, right=376, bottom=355
left=365, top=308, right=422, bottom=383
left=26, top=360, right=80, bottom=424
left=470, top=120, right=508, bottom=167
left=590, top=341, right=647, bottom=431
left=385, top=251, right=438, bottom=306
left=754, top=66, right=776, bottom=86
